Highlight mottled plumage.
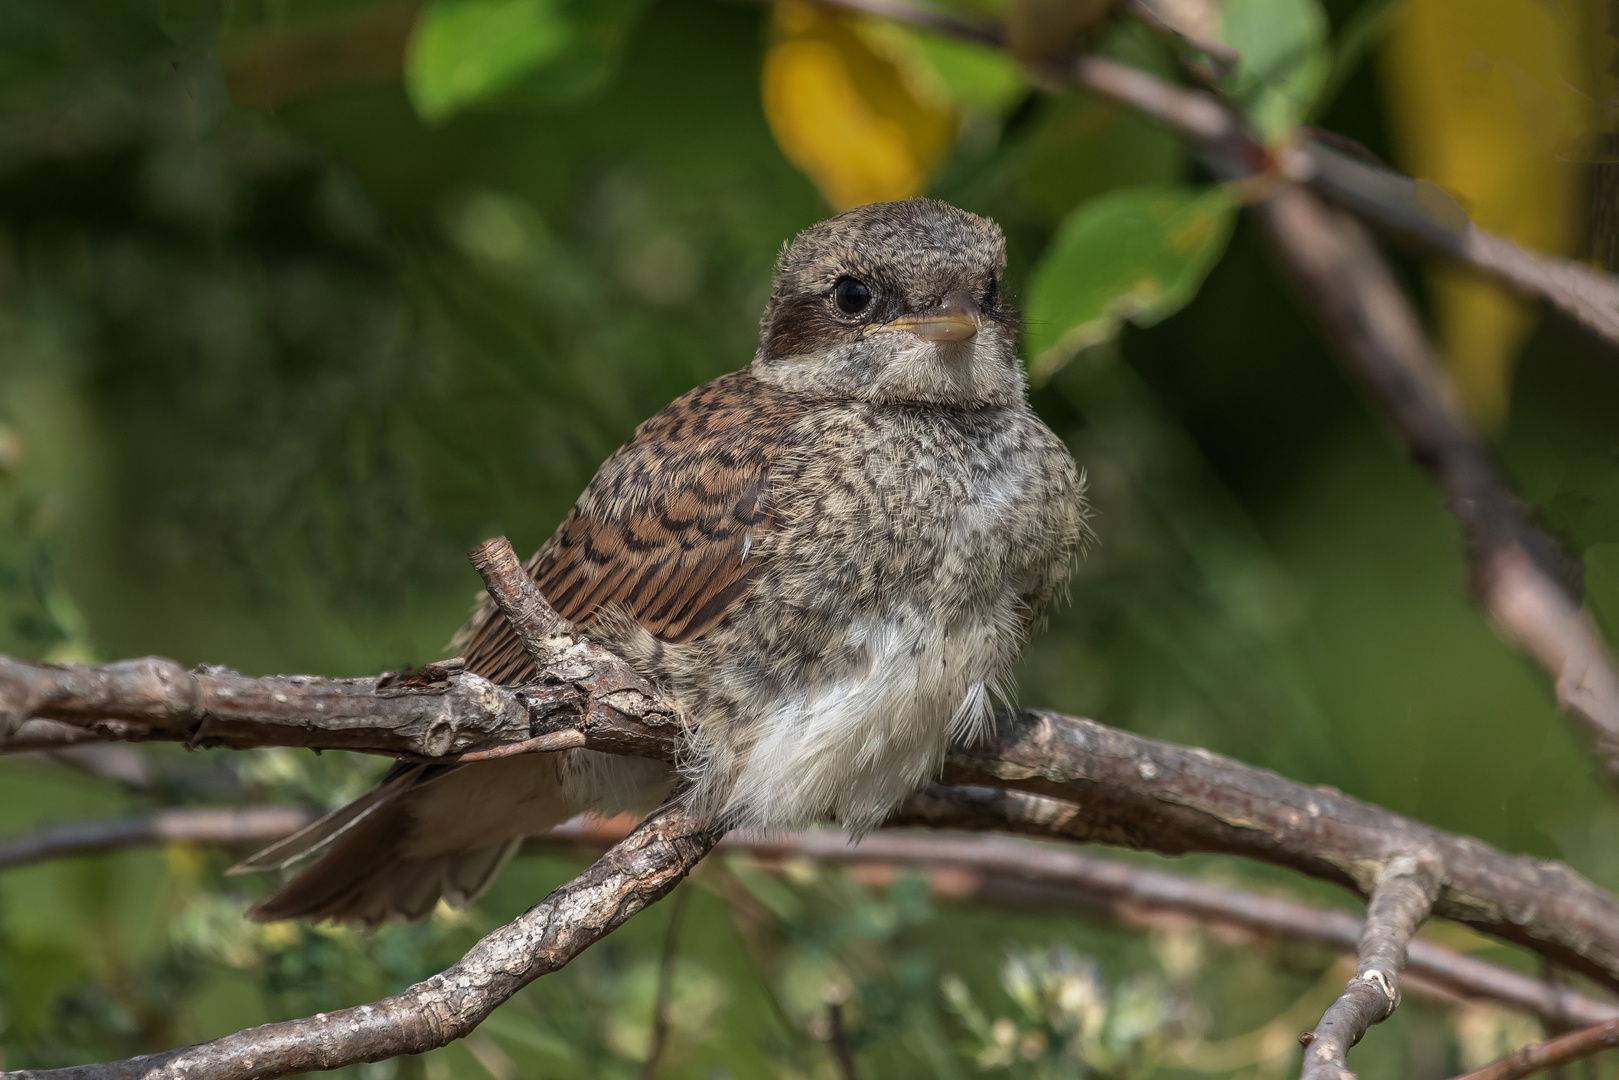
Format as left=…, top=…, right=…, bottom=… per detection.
left=237, top=199, right=1087, bottom=925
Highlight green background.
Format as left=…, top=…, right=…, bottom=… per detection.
left=1, top=0, right=1616, bottom=1076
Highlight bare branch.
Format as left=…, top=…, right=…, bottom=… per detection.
left=540, top=815, right=1619, bottom=1031
left=5, top=801, right=1608, bottom=1032
left=908, top=730, right=1619, bottom=996
left=0, top=806, right=315, bottom=871
left=811, top=0, right=1239, bottom=143
left=1122, top=0, right=1239, bottom=77
left=1, top=722, right=154, bottom=787
left=0, top=554, right=685, bottom=768
left=5, top=800, right=722, bottom=1080
left=0, top=655, right=532, bottom=757
left=467, top=538, right=578, bottom=667
left=2, top=718, right=133, bottom=754
left=456, top=538, right=684, bottom=764
left=1298, top=857, right=1441, bottom=1079
left=1304, top=138, right=1619, bottom=351
left=8, top=647, right=1619, bottom=997
left=809, top=0, right=1001, bottom=47
left=1448, top=1017, right=1619, bottom=1080
left=1251, top=187, right=1619, bottom=772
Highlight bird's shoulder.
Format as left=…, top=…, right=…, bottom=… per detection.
left=460, top=369, right=811, bottom=683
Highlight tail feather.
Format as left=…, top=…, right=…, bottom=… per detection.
left=245, top=793, right=415, bottom=924
left=240, top=754, right=580, bottom=926
left=227, top=764, right=432, bottom=875
left=244, top=810, right=521, bottom=927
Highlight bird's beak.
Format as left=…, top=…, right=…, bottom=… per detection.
left=867, top=289, right=980, bottom=342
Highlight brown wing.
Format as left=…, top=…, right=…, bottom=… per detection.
left=458, top=369, right=805, bottom=685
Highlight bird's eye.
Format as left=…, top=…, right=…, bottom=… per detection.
left=833, top=278, right=872, bottom=316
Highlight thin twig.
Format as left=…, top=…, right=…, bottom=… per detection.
left=808, top=0, right=1001, bottom=47
left=827, top=999, right=859, bottom=1080
left=817, top=0, right=1619, bottom=355
left=1250, top=188, right=1619, bottom=774
left=536, top=818, right=1619, bottom=1031
left=0, top=806, right=316, bottom=871
left=1298, top=857, right=1441, bottom=1079
left=639, top=885, right=692, bottom=1080
left=1304, top=138, right=1619, bottom=350
left=808, top=0, right=1239, bottom=145
left=1447, top=1017, right=1619, bottom=1080
left=4, top=799, right=722, bottom=1080
left=2, top=803, right=1605, bottom=1032
left=467, top=538, right=577, bottom=667
left=1121, top=0, right=1238, bottom=77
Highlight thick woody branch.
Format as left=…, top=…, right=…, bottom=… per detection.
left=5, top=801, right=722, bottom=1080
left=0, top=544, right=684, bottom=766
left=912, top=722, right=1619, bottom=994
left=1448, top=1017, right=1619, bottom=1080
left=7, top=643, right=1619, bottom=997
left=1298, top=858, right=1441, bottom=1080
left=0, top=807, right=315, bottom=871
left=0, top=655, right=533, bottom=757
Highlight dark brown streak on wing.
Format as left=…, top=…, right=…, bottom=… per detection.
left=460, top=369, right=804, bottom=687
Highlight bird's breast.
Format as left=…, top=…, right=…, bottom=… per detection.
left=769, top=403, right=1073, bottom=618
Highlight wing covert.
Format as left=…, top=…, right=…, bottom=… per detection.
left=459, top=370, right=802, bottom=685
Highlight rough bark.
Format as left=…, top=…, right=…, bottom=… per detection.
left=7, top=632, right=1619, bottom=998
left=1298, top=858, right=1440, bottom=1079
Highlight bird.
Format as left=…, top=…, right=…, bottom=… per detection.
left=232, top=198, right=1087, bottom=925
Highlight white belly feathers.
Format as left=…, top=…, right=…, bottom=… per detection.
left=713, top=602, right=1009, bottom=832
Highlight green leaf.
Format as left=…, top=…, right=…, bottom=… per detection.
left=1218, top=0, right=1329, bottom=141
left=905, top=28, right=1026, bottom=112
left=405, top=0, right=647, bottom=123
left=1025, top=185, right=1237, bottom=380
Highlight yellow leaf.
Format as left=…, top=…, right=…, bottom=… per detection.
left=762, top=0, right=956, bottom=211
left=1379, top=0, right=1604, bottom=428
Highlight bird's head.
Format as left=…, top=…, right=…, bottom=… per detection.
left=753, top=199, right=1025, bottom=408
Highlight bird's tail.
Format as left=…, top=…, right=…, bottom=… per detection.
left=230, top=756, right=574, bottom=927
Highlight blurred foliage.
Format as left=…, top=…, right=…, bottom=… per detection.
left=1380, top=0, right=1601, bottom=427
left=1, top=0, right=1618, bottom=1076
left=405, top=0, right=650, bottom=122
